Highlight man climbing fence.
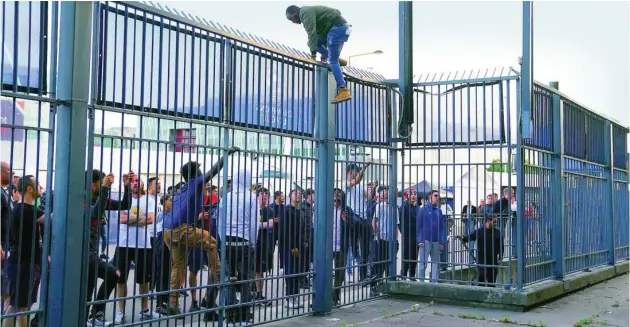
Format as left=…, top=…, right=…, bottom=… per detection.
left=286, top=5, right=352, bottom=104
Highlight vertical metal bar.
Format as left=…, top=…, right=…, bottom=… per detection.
left=47, top=2, right=92, bottom=326
left=604, top=121, right=615, bottom=265
left=38, top=2, right=59, bottom=325
left=388, top=87, right=398, bottom=278
left=551, top=92, right=565, bottom=279
left=217, top=38, right=231, bottom=327
left=398, top=1, right=413, bottom=137
left=516, top=86, right=526, bottom=291
left=521, top=0, right=533, bottom=138
left=312, top=67, right=335, bottom=315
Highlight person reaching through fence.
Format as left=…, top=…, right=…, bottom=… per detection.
left=85, top=169, right=133, bottom=327
left=285, top=5, right=352, bottom=104
left=162, top=147, right=240, bottom=316
left=455, top=213, right=503, bottom=286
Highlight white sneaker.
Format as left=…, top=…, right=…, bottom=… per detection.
left=227, top=322, right=251, bottom=327
left=139, top=309, right=163, bottom=320
left=113, top=312, right=125, bottom=325
left=86, top=316, right=112, bottom=327
left=284, top=299, right=301, bottom=309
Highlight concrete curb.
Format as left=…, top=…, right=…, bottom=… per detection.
left=385, top=261, right=629, bottom=311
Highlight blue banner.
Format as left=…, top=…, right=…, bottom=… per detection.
left=98, top=3, right=388, bottom=143
left=335, top=80, right=388, bottom=145
left=1, top=2, right=47, bottom=91
left=0, top=98, right=25, bottom=142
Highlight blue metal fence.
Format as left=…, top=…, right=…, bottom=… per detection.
left=1, top=1, right=629, bottom=326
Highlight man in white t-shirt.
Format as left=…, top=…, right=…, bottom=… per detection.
left=113, top=176, right=161, bottom=323
left=344, top=162, right=371, bottom=281
left=145, top=176, right=162, bottom=293
left=146, top=177, right=162, bottom=239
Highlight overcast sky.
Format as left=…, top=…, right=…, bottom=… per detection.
left=167, top=1, right=629, bottom=139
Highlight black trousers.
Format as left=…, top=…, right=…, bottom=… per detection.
left=476, top=266, right=498, bottom=286
left=153, top=233, right=172, bottom=306
left=224, top=236, right=254, bottom=321
left=401, top=238, right=418, bottom=278
left=332, top=251, right=347, bottom=304
left=87, top=252, right=120, bottom=316
left=371, top=240, right=390, bottom=280
left=355, top=220, right=373, bottom=280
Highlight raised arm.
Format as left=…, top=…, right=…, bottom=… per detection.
left=90, top=186, right=113, bottom=221
left=461, top=228, right=478, bottom=243
left=347, top=162, right=372, bottom=189
left=107, top=184, right=133, bottom=211
left=372, top=206, right=380, bottom=241
left=204, top=147, right=240, bottom=184
left=300, top=8, right=318, bottom=56
left=397, top=205, right=403, bottom=231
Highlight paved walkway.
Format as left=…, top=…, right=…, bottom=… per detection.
left=261, top=274, right=629, bottom=327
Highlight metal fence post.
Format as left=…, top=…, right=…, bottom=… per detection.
left=551, top=92, right=566, bottom=280
left=516, top=90, right=526, bottom=290
left=218, top=38, right=232, bottom=327
left=47, top=2, right=93, bottom=326
left=604, top=121, right=616, bottom=265
left=388, top=87, right=399, bottom=278
left=313, top=66, right=335, bottom=315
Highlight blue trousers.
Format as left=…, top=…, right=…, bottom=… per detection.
left=314, top=25, right=349, bottom=88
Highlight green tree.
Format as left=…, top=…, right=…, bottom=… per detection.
left=486, top=159, right=511, bottom=173
left=487, top=158, right=538, bottom=174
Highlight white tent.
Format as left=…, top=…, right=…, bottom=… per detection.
left=454, top=166, right=504, bottom=210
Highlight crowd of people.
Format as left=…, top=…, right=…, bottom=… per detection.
left=0, top=150, right=519, bottom=327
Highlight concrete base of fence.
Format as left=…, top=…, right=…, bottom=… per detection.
left=385, top=261, right=629, bottom=311
left=438, top=258, right=518, bottom=284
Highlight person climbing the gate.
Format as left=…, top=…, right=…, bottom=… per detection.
left=286, top=5, right=352, bottom=104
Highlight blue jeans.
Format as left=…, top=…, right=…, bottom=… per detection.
left=418, top=240, right=441, bottom=283
left=314, top=25, right=349, bottom=88
left=465, top=217, right=477, bottom=264
left=99, top=225, right=108, bottom=254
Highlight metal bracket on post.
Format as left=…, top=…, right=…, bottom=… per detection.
left=313, top=67, right=335, bottom=315
left=521, top=1, right=533, bottom=138
left=551, top=93, right=566, bottom=280
left=398, top=1, right=413, bottom=139
left=47, top=2, right=93, bottom=326
left=604, top=121, right=616, bottom=265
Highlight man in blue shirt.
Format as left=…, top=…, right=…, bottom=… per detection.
left=161, top=146, right=239, bottom=315
left=416, top=190, right=447, bottom=283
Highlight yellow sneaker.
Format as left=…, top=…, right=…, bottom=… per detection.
left=331, top=88, right=352, bottom=104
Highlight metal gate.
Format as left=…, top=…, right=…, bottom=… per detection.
left=2, top=1, right=395, bottom=326
left=397, top=68, right=630, bottom=292
left=2, top=1, right=628, bottom=327
left=398, top=69, right=521, bottom=288
left=1, top=1, right=56, bottom=326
